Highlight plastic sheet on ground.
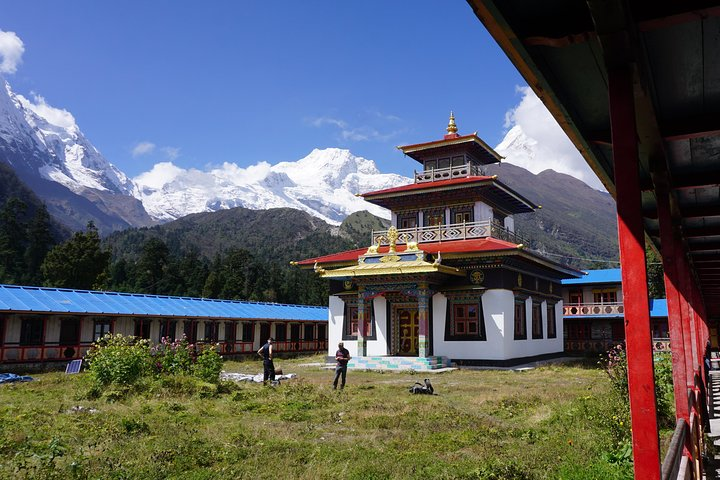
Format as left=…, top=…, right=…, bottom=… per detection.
left=0, top=373, right=33, bottom=384
left=220, top=372, right=297, bottom=383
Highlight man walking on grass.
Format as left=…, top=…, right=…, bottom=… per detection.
left=333, top=341, right=351, bottom=390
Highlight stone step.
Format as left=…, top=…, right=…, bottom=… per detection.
left=348, top=356, right=452, bottom=371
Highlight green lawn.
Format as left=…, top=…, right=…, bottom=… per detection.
left=0, top=356, right=634, bottom=479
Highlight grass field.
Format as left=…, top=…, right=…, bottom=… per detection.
left=0, top=355, right=636, bottom=479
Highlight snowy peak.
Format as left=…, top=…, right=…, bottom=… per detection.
left=133, top=148, right=411, bottom=225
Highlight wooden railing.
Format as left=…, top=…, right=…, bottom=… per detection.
left=371, top=220, right=524, bottom=247
left=564, top=338, right=670, bottom=353
left=563, top=302, right=624, bottom=316
left=414, top=163, right=484, bottom=183
left=661, top=373, right=706, bottom=480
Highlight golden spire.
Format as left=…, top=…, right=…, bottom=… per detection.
left=447, top=111, right=458, bottom=135
left=387, top=226, right=399, bottom=254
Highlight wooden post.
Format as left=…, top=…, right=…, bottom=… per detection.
left=418, top=282, right=430, bottom=357
left=357, top=287, right=367, bottom=357
left=608, top=67, right=660, bottom=479
left=656, top=187, right=689, bottom=420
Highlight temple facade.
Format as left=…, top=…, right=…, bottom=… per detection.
left=297, top=115, right=581, bottom=368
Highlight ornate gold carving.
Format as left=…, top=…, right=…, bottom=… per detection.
left=366, top=244, right=379, bottom=254
left=517, top=273, right=523, bottom=287
left=470, top=270, right=484, bottom=285
left=313, top=262, right=325, bottom=274
left=380, top=255, right=401, bottom=263
left=343, top=280, right=354, bottom=290
left=406, top=241, right=419, bottom=252
left=387, top=226, right=399, bottom=253
left=447, top=111, right=458, bottom=134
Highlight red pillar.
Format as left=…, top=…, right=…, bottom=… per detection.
left=656, top=188, right=689, bottom=420
left=609, top=67, right=660, bottom=479
left=357, top=287, right=367, bottom=356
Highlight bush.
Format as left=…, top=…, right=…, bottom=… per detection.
left=85, top=333, right=151, bottom=386
left=150, top=336, right=194, bottom=376
left=193, top=344, right=224, bottom=383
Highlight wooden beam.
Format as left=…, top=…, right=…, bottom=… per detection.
left=638, top=6, right=720, bottom=32
left=683, top=226, right=720, bottom=238
left=681, top=205, right=720, bottom=218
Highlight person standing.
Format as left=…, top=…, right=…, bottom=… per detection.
left=333, top=341, right=351, bottom=390
left=258, top=337, right=275, bottom=385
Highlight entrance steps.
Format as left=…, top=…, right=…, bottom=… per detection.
left=348, top=355, right=452, bottom=371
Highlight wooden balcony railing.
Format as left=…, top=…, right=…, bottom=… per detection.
left=563, top=302, right=624, bottom=316
left=371, top=220, right=524, bottom=247
left=414, top=163, right=485, bottom=183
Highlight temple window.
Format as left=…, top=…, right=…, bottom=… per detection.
left=342, top=301, right=375, bottom=340
left=424, top=159, right=437, bottom=170
left=531, top=302, right=543, bottom=339
left=398, top=212, right=418, bottom=229
left=438, top=157, right=451, bottom=169
left=451, top=155, right=465, bottom=167
left=514, top=298, right=527, bottom=340
left=451, top=205, right=473, bottom=224
left=547, top=304, right=557, bottom=338
left=424, top=208, right=445, bottom=227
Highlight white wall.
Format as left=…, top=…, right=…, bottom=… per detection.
left=475, top=202, right=493, bottom=223
left=328, top=295, right=346, bottom=356
left=366, top=296, right=388, bottom=356
left=503, top=296, right=564, bottom=359
left=504, top=216, right=515, bottom=232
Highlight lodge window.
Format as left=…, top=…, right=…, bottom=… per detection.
left=445, top=301, right=486, bottom=341
left=184, top=320, right=198, bottom=343
left=0, top=316, right=5, bottom=345
left=135, top=318, right=151, bottom=339
left=225, top=322, right=236, bottom=344
left=290, top=324, right=301, bottom=341
left=568, top=289, right=583, bottom=304
left=275, top=324, right=287, bottom=342
left=93, top=319, right=113, bottom=341
left=241, top=322, right=253, bottom=342
left=304, top=323, right=314, bottom=340
left=204, top=321, right=219, bottom=342
left=593, top=290, right=617, bottom=304
left=317, top=324, right=326, bottom=342
left=424, top=208, right=445, bottom=227
left=159, top=320, right=178, bottom=342
left=59, top=317, right=81, bottom=345
left=342, top=302, right=376, bottom=340
left=20, top=316, right=44, bottom=346
left=547, top=304, right=557, bottom=338
left=514, top=299, right=527, bottom=340
left=531, top=302, right=543, bottom=339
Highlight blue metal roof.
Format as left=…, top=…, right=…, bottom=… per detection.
left=649, top=298, right=668, bottom=318
left=0, top=284, right=328, bottom=322
left=561, top=268, right=622, bottom=286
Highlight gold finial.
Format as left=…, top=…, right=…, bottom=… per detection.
left=447, top=111, right=458, bottom=134
left=387, top=226, right=399, bottom=254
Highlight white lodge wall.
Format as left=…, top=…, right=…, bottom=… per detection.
left=367, top=296, right=389, bottom=356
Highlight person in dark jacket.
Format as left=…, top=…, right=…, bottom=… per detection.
left=333, top=341, right=351, bottom=390
left=257, top=337, right=275, bottom=384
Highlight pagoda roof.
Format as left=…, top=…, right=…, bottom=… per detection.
left=295, top=237, right=581, bottom=278
left=398, top=133, right=502, bottom=165
left=361, top=176, right=538, bottom=213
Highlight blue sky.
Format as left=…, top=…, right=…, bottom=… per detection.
left=0, top=1, right=603, bottom=189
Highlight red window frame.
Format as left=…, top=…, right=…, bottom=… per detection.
left=514, top=299, right=527, bottom=340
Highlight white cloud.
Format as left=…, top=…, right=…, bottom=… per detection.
left=16, top=93, right=76, bottom=129
left=161, top=146, right=180, bottom=160
left=210, top=161, right=272, bottom=184
left=500, top=86, right=605, bottom=191
left=0, top=30, right=24, bottom=74
left=308, top=115, right=403, bottom=143
left=132, top=141, right=156, bottom=157
left=133, top=161, right=185, bottom=189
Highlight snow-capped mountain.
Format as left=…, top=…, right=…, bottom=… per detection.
left=133, top=148, right=410, bottom=225
left=0, top=77, right=153, bottom=233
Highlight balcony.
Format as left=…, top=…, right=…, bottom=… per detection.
left=414, top=163, right=485, bottom=183
left=371, top=220, right=525, bottom=247
left=563, top=303, right=624, bottom=317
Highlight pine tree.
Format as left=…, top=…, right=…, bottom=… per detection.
left=135, top=237, right=170, bottom=295
left=0, top=198, right=28, bottom=283
left=41, top=221, right=111, bottom=289
left=23, top=204, right=54, bottom=285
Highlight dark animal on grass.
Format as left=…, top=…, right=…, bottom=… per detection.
left=409, top=378, right=434, bottom=395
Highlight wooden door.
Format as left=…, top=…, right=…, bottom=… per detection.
left=397, top=308, right=419, bottom=356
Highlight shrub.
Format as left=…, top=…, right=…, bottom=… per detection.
left=85, top=333, right=151, bottom=386
left=193, top=344, right=224, bottom=383
left=150, top=336, right=194, bottom=376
